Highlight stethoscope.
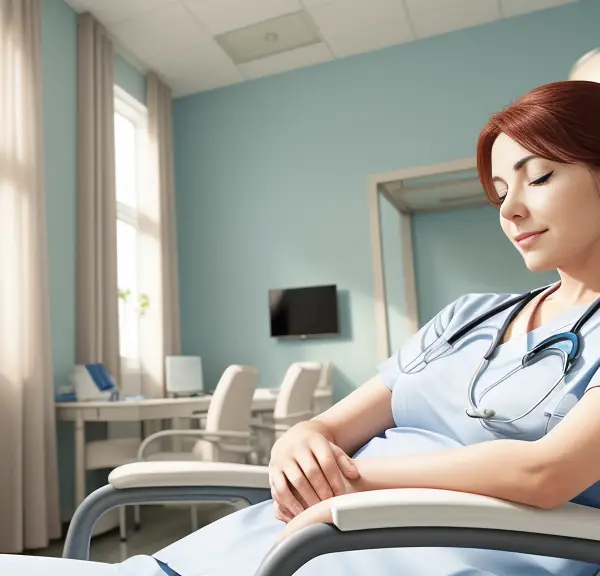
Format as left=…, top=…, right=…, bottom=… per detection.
left=442, top=285, right=600, bottom=423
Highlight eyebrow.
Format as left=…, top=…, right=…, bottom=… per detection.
left=492, top=154, right=538, bottom=182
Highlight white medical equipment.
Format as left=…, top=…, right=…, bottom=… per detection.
left=70, top=363, right=119, bottom=402
left=53, top=460, right=600, bottom=576
left=165, top=355, right=205, bottom=397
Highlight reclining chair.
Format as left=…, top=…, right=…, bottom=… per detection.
left=61, top=460, right=600, bottom=576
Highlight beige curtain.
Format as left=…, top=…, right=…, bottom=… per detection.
left=0, top=0, right=61, bottom=552
left=76, top=13, right=120, bottom=381
left=142, top=72, right=181, bottom=397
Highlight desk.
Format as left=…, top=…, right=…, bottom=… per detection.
left=56, top=388, right=333, bottom=507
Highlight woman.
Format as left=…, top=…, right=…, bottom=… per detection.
left=136, top=80, right=600, bottom=576
left=10, top=80, right=600, bottom=576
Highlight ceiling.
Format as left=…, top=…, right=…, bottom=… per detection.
left=64, top=0, right=579, bottom=98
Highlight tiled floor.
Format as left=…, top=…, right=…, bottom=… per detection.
left=28, top=503, right=240, bottom=564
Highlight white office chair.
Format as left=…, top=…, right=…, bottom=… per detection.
left=131, top=364, right=259, bottom=532
left=251, top=362, right=323, bottom=464
left=318, top=360, right=333, bottom=389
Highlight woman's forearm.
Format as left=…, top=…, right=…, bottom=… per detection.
left=350, top=439, right=556, bottom=509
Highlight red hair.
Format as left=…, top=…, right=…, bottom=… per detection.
left=477, top=80, right=600, bottom=206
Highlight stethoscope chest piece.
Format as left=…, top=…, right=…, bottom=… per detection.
left=461, top=286, right=600, bottom=424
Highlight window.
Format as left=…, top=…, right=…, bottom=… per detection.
left=114, top=86, right=148, bottom=366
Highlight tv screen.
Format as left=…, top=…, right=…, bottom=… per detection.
left=269, top=284, right=339, bottom=338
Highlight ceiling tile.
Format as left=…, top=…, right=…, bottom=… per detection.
left=142, top=39, right=234, bottom=81
left=308, top=0, right=413, bottom=59
left=169, top=65, right=245, bottom=97
left=182, top=0, right=302, bottom=35
left=66, top=0, right=178, bottom=25
left=404, top=0, right=501, bottom=39
left=237, top=42, right=332, bottom=79
left=500, top=0, right=578, bottom=18
left=109, top=3, right=216, bottom=62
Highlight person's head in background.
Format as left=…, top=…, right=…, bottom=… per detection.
left=476, top=81, right=600, bottom=300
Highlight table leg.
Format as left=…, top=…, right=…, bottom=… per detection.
left=75, top=414, right=86, bottom=507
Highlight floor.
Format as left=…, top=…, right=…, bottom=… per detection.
left=28, top=503, right=240, bottom=564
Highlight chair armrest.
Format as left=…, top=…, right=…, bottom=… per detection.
left=329, top=488, right=600, bottom=540
left=63, top=462, right=271, bottom=562
left=138, top=429, right=252, bottom=459
left=254, top=488, right=600, bottom=576
left=110, top=461, right=270, bottom=490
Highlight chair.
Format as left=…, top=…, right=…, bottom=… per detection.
left=62, top=460, right=600, bottom=576
left=130, top=364, right=259, bottom=533
left=318, top=361, right=333, bottom=389
left=251, top=362, right=322, bottom=464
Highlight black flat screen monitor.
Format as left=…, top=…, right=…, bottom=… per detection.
left=269, top=284, right=339, bottom=339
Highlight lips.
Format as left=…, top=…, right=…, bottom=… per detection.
left=514, top=230, right=547, bottom=244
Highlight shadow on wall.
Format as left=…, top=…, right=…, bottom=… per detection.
left=336, top=289, right=353, bottom=342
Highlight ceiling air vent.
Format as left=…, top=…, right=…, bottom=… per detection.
left=215, top=10, right=323, bottom=65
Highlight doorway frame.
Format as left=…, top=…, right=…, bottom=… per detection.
left=368, top=156, right=478, bottom=363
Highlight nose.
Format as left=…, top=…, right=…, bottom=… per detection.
left=499, top=187, right=528, bottom=221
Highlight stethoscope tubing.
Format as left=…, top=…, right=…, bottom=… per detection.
left=456, top=284, right=600, bottom=422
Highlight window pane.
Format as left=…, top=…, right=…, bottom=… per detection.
left=115, top=112, right=137, bottom=209
left=117, top=219, right=138, bottom=361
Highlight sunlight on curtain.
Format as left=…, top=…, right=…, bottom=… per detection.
left=0, top=0, right=60, bottom=552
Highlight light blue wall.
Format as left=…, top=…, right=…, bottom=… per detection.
left=42, top=0, right=78, bottom=517
left=173, top=0, right=600, bottom=400
left=42, top=0, right=147, bottom=515
left=115, top=54, right=146, bottom=104
left=43, top=0, right=77, bottom=395
left=413, top=206, right=559, bottom=325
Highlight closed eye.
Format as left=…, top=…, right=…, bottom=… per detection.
left=531, top=171, right=553, bottom=186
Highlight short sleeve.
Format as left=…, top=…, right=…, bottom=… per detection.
left=377, top=295, right=467, bottom=391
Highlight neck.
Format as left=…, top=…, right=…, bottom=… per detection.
left=550, top=270, right=600, bottom=308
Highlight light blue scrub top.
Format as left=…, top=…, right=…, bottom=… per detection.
left=122, top=290, right=600, bottom=576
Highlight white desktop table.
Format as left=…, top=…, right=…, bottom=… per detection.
left=56, top=388, right=333, bottom=507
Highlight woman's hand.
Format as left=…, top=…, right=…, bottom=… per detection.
left=276, top=499, right=334, bottom=543
left=269, top=421, right=360, bottom=520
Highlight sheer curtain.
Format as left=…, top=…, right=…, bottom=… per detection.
left=142, top=72, right=181, bottom=397
left=76, top=12, right=120, bottom=381
left=0, top=0, right=61, bottom=552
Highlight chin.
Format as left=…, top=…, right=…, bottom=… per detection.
left=521, top=254, right=556, bottom=273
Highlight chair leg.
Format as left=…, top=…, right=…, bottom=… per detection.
left=134, top=505, right=141, bottom=530
left=119, top=506, right=127, bottom=542
left=190, top=505, right=199, bottom=532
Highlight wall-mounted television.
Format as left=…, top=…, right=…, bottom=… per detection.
left=269, top=284, right=339, bottom=339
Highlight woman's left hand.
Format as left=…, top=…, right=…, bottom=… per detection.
left=277, top=500, right=333, bottom=543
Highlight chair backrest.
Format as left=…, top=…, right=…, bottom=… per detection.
left=273, top=362, right=322, bottom=423
left=194, top=365, right=258, bottom=463
left=318, top=361, right=333, bottom=389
